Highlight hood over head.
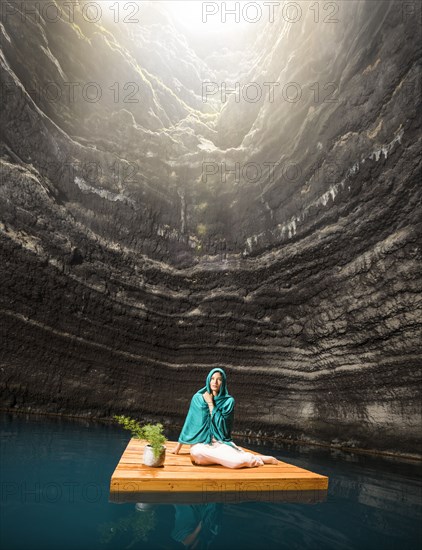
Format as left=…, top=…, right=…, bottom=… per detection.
left=204, top=367, right=230, bottom=401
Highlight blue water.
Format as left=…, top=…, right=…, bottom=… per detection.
left=0, top=412, right=421, bottom=550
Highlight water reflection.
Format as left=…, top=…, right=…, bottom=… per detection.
left=102, top=472, right=422, bottom=550
left=99, top=501, right=223, bottom=549
left=109, top=487, right=327, bottom=505
left=1, top=413, right=421, bottom=550
left=171, top=503, right=223, bottom=549
left=99, top=503, right=158, bottom=547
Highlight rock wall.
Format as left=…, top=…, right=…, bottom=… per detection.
left=0, top=0, right=421, bottom=456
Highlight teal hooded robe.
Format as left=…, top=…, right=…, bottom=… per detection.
left=178, top=368, right=238, bottom=449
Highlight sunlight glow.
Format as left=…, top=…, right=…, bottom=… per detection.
left=98, top=1, right=251, bottom=34
left=163, top=1, right=250, bottom=34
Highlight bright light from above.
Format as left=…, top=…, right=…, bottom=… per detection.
left=163, top=1, right=251, bottom=34
left=99, top=2, right=254, bottom=35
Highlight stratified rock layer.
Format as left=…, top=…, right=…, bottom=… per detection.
left=0, top=0, right=421, bottom=456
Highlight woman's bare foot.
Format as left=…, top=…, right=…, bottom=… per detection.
left=262, top=456, right=279, bottom=465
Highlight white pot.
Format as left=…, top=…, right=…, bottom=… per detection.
left=143, top=444, right=166, bottom=467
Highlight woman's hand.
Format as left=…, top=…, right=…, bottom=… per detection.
left=203, top=391, right=215, bottom=416
left=203, top=391, right=214, bottom=404
left=171, top=442, right=182, bottom=454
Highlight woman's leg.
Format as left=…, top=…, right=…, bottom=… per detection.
left=191, top=442, right=267, bottom=469
left=228, top=442, right=278, bottom=465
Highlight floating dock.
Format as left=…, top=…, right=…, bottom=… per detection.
left=110, top=439, right=328, bottom=504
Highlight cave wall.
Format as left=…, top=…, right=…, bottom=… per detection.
left=0, top=0, right=421, bottom=456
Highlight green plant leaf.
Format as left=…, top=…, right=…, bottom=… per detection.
left=114, top=416, right=166, bottom=455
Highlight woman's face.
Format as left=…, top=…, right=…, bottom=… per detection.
left=210, top=372, right=223, bottom=394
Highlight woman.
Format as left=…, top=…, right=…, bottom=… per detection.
left=171, top=368, right=278, bottom=468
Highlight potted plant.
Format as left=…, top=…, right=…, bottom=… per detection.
left=114, top=415, right=167, bottom=467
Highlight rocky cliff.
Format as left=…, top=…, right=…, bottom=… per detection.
left=0, top=0, right=421, bottom=457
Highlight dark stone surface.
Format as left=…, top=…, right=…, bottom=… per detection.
left=0, top=0, right=421, bottom=457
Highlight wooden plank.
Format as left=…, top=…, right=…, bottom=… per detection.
left=115, top=465, right=312, bottom=474
left=117, top=466, right=306, bottom=474
left=120, top=456, right=302, bottom=467
left=116, top=458, right=307, bottom=468
left=111, top=473, right=326, bottom=483
left=109, top=439, right=329, bottom=503
left=110, top=478, right=328, bottom=492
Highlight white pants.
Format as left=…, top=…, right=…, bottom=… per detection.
left=190, top=440, right=277, bottom=469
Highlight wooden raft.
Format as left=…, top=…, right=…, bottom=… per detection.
left=109, top=439, right=328, bottom=504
